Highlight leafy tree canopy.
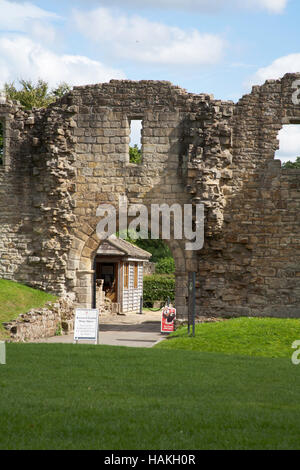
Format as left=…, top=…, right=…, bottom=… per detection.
left=118, top=229, right=172, bottom=263
left=155, top=257, right=175, bottom=274
left=0, top=79, right=71, bottom=164
left=282, top=157, right=300, bottom=169
left=136, top=239, right=172, bottom=263
left=129, top=144, right=142, bottom=164
left=3, top=79, right=71, bottom=110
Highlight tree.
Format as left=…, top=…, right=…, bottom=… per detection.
left=122, top=231, right=172, bottom=263
left=0, top=79, right=71, bottom=164
left=135, top=239, right=172, bottom=263
left=155, top=257, right=175, bottom=274
left=129, top=144, right=142, bottom=164
left=51, top=82, right=71, bottom=100
left=3, top=79, right=71, bottom=110
left=282, top=157, right=300, bottom=169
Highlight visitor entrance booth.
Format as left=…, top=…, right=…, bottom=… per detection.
left=94, top=236, right=152, bottom=314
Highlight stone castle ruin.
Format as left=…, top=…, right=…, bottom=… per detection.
left=0, top=74, right=299, bottom=319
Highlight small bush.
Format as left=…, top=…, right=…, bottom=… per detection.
left=155, top=257, right=175, bottom=274
left=143, top=274, right=175, bottom=307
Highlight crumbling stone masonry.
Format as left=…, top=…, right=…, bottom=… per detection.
left=0, top=74, right=299, bottom=319
left=3, top=295, right=74, bottom=342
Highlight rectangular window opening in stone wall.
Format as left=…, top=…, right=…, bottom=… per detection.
left=275, top=123, right=300, bottom=168
left=129, top=118, right=143, bottom=164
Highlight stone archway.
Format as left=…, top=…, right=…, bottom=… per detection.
left=68, top=224, right=100, bottom=309
left=69, top=223, right=194, bottom=319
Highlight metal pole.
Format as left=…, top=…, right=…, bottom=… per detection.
left=139, top=295, right=143, bottom=314
left=188, top=273, right=192, bottom=335
left=188, top=272, right=196, bottom=336
left=192, top=272, right=196, bottom=337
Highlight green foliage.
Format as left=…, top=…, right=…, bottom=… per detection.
left=155, top=257, right=175, bottom=274
left=4, top=79, right=71, bottom=110
left=51, top=82, right=71, bottom=99
left=143, top=274, right=175, bottom=307
left=135, top=239, right=172, bottom=263
left=129, top=144, right=142, bottom=164
left=119, top=230, right=173, bottom=264
left=0, top=79, right=71, bottom=164
left=55, top=323, right=62, bottom=336
left=282, top=157, right=300, bottom=168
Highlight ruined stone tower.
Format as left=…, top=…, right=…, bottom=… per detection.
left=0, top=74, right=299, bottom=318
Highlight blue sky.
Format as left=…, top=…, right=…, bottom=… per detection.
left=0, top=0, right=300, bottom=160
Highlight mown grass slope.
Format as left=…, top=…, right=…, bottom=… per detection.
left=0, top=279, right=57, bottom=339
left=155, top=317, right=300, bottom=358
left=1, top=343, right=300, bottom=450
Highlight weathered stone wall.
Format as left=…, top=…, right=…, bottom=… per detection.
left=64, top=81, right=195, bottom=317
left=0, top=101, right=37, bottom=284
left=196, top=75, right=300, bottom=317
left=143, top=261, right=156, bottom=275
left=0, top=99, right=76, bottom=295
left=0, top=75, right=299, bottom=319
left=197, top=163, right=300, bottom=317
left=3, top=295, right=74, bottom=342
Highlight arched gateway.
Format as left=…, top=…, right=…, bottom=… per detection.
left=0, top=76, right=299, bottom=319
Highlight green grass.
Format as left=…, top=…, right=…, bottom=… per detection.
left=155, top=317, right=300, bottom=358
left=0, top=279, right=57, bottom=339
left=1, top=343, right=300, bottom=450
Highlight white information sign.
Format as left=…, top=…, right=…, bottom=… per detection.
left=74, top=309, right=99, bottom=344
left=0, top=341, right=6, bottom=364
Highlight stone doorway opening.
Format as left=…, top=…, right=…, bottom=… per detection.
left=91, top=237, right=152, bottom=315
left=95, top=261, right=119, bottom=303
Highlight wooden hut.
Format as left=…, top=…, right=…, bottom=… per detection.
left=94, top=236, right=152, bottom=314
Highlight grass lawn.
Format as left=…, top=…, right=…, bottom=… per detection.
left=0, top=279, right=57, bottom=340
left=1, top=343, right=300, bottom=450
left=155, top=317, right=300, bottom=358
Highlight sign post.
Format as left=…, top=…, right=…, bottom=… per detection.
left=74, top=309, right=99, bottom=345
left=188, top=272, right=196, bottom=337
left=0, top=341, right=6, bottom=365
left=161, top=306, right=176, bottom=333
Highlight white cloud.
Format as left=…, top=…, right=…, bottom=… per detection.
left=0, top=0, right=61, bottom=47
left=0, top=0, right=59, bottom=31
left=276, top=125, right=300, bottom=162
left=0, top=36, right=125, bottom=89
left=73, top=7, right=226, bottom=66
left=29, top=20, right=58, bottom=45
left=244, top=0, right=288, bottom=13
left=76, top=0, right=288, bottom=14
left=248, top=53, right=300, bottom=87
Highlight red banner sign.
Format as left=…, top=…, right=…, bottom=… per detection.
left=161, top=307, right=176, bottom=333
